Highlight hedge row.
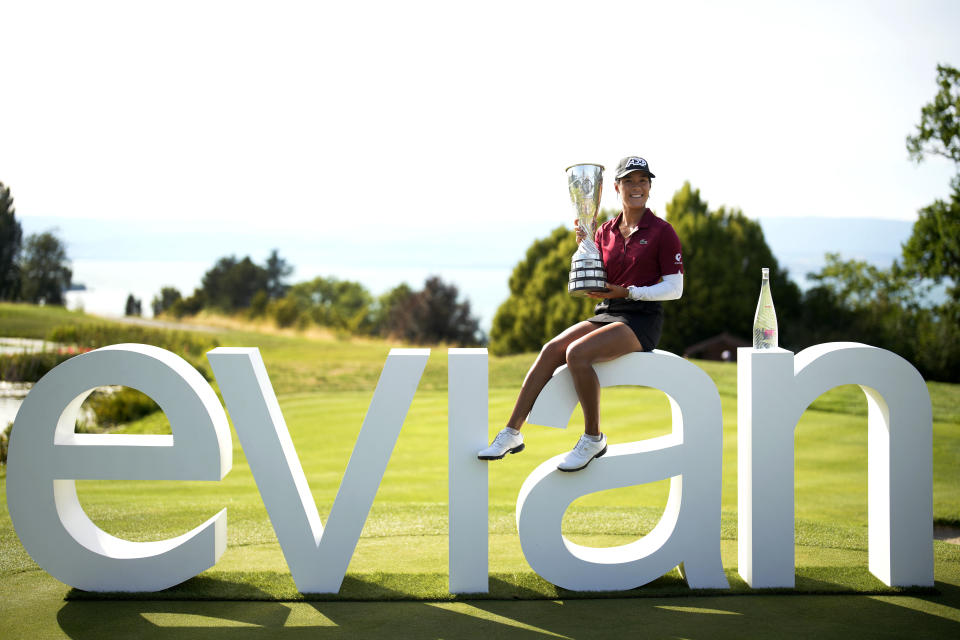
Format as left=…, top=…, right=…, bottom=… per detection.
left=48, top=324, right=219, bottom=358
left=0, top=388, right=159, bottom=465
left=0, top=350, right=78, bottom=382
left=83, top=388, right=160, bottom=429
left=1, top=423, right=10, bottom=465
left=0, top=324, right=221, bottom=440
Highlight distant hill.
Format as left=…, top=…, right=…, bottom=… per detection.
left=757, top=217, right=914, bottom=285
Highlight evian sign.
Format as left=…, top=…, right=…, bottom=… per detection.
left=5, top=342, right=933, bottom=594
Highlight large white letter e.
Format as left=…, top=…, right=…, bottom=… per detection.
left=6, top=344, right=232, bottom=592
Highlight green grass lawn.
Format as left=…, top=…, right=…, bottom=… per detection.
left=2, top=305, right=960, bottom=637
left=0, top=302, right=99, bottom=339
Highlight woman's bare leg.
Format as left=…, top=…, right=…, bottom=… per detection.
left=505, top=321, right=598, bottom=430
left=565, top=323, right=644, bottom=435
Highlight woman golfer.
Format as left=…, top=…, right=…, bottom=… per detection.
left=478, top=156, right=684, bottom=471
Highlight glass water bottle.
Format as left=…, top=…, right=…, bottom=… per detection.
left=752, top=268, right=778, bottom=349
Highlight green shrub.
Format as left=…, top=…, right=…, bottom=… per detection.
left=296, top=311, right=311, bottom=331
left=0, top=324, right=218, bottom=433
left=271, top=297, right=301, bottom=328
left=46, top=324, right=218, bottom=380
left=47, top=324, right=218, bottom=357
left=0, top=422, right=10, bottom=465
left=0, top=350, right=77, bottom=382
left=83, top=388, right=160, bottom=429
left=168, top=292, right=205, bottom=318
left=247, top=290, right=269, bottom=318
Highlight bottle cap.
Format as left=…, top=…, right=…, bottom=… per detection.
left=762, top=268, right=769, bottom=277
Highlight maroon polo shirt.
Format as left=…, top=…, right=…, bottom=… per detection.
left=595, top=210, right=684, bottom=288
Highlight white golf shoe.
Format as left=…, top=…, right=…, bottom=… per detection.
left=477, top=428, right=525, bottom=460
left=556, top=433, right=607, bottom=472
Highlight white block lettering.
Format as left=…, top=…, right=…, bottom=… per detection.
left=207, top=347, right=429, bottom=593
left=737, top=343, right=933, bottom=587
left=5, top=344, right=232, bottom=591
left=447, top=348, right=489, bottom=593
left=518, top=351, right=728, bottom=591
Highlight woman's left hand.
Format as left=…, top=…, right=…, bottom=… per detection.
left=587, top=284, right=629, bottom=299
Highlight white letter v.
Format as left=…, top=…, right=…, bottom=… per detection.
left=208, top=347, right=429, bottom=593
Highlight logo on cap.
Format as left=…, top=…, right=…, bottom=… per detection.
left=626, top=157, right=647, bottom=168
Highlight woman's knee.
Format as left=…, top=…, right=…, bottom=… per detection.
left=538, top=338, right=567, bottom=366
left=565, top=341, right=592, bottom=369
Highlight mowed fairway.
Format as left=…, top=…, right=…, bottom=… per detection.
left=1, top=310, right=960, bottom=637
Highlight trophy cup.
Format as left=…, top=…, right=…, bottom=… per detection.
left=566, top=163, right=607, bottom=296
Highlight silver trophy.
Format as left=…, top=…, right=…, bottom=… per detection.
left=566, top=163, right=607, bottom=295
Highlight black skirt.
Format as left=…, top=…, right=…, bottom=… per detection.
left=587, top=299, right=664, bottom=352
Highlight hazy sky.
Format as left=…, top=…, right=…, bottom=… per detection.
left=1, top=1, right=959, bottom=323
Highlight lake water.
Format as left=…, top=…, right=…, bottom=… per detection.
left=0, top=382, right=31, bottom=428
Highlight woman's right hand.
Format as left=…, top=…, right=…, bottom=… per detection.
left=574, top=220, right=586, bottom=243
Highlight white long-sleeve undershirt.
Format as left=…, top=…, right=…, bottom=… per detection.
left=626, top=272, right=683, bottom=301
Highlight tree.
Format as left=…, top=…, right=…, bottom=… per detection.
left=372, top=283, right=415, bottom=337
left=200, top=255, right=269, bottom=311
left=0, top=182, right=22, bottom=300
left=488, top=220, right=605, bottom=355
left=286, top=276, right=374, bottom=331
left=790, top=64, right=960, bottom=382
left=906, top=64, right=960, bottom=168
left=903, top=63, right=960, bottom=302
left=902, top=189, right=960, bottom=301
left=802, top=254, right=919, bottom=357
left=264, top=249, right=293, bottom=299
left=168, top=289, right=206, bottom=318
left=660, top=183, right=801, bottom=353
left=19, top=231, right=71, bottom=305
left=151, top=287, right=183, bottom=316
left=124, top=294, right=142, bottom=317
left=805, top=253, right=916, bottom=311
left=802, top=252, right=960, bottom=381
left=248, top=290, right=269, bottom=318
left=390, top=276, right=482, bottom=345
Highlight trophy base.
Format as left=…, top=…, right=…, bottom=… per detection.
left=569, top=283, right=608, bottom=297
left=569, top=256, right=607, bottom=297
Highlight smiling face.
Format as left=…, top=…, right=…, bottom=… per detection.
left=615, top=171, right=651, bottom=212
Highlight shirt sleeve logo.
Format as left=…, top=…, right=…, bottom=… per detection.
left=675, top=252, right=682, bottom=263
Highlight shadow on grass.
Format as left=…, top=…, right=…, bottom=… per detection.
left=64, top=567, right=934, bottom=602
left=56, top=589, right=960, bottom=640
left=57, top=572, right=960, bottom=639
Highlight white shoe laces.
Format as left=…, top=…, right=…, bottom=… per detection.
left=494, top=431, right=515, bottom=445
left=573, top=436, right=595, bottom=455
